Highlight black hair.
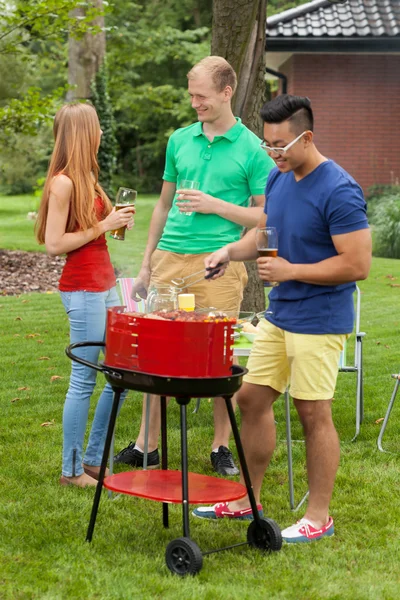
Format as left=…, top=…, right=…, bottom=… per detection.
left=260, top=94, right=314, bottom=132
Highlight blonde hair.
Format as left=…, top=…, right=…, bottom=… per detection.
left=35, top=102, right=112, bottom=244
left=187, top=56, right=237, bottom=95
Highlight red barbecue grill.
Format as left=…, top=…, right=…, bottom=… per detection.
left=66, top=307, right=282, bottom=577
left=104, top=306, right=236, bottom=377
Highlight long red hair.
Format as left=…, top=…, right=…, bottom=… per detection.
left=35, top=103, right=112, bottom=244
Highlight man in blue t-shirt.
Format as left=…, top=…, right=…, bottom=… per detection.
left=193, top=95, right=372, bottom=543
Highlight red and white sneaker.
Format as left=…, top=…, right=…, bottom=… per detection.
left=281, top=517, right=334, bottom=543
left=192, top=502, right=263, bottom=521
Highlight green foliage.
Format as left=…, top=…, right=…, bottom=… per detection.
left=113, top=83, right=195, bottom=192
left=366, top=182, right=400, bottom=204
left=367, top=183, right=400, bottom=199
left=0, top=0, right=106, bottom=56
left=0, top=86, right=65, bottom=138
left=0, top=81, right=64, bottom=195
left=0, top=0, right=310, bottom=194
left=267, top=0, right=308, bottom=17
left=0, top=131, right=52, bottom=196
left=371, top=195, right=400, bottom=259
left=364, top=184, right=400, bottom=259
left=0, top=1, right=108, bottom=192
left=91, top=63, right=117, bottom=198
left=106, top=0, right=210, bottom=192
left=366, top=183, right=400, bottom=221
left=0, top=0, right=106, bottom=137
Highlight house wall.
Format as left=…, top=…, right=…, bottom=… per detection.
left=278, top=54, right=400, bottom=192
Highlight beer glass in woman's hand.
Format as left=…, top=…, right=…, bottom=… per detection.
left=255, top=226, right=279, bottom=288
left=110, top=187, right=137, bottom=240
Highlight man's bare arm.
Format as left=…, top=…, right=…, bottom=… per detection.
left=176, top=191, right=265, bottom=228
left=257, top=228, right=372, bottom=286
left=214, top=193, right=265, bottom=227
left=291, top=229, right=372, bottom=284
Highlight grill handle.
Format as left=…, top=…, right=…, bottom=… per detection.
left=65, top=341, right=122, bottom=379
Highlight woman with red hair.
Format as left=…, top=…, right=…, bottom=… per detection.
left=36, top=103, right=134, bottom=487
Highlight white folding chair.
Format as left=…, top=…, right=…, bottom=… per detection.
left=117, top=277, right=146, bottom=313
left=377, top=373, right=400, bottom=453
left=286, top=285, right=365, bottom=510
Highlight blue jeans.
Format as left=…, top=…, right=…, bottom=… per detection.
left=60, top=287, right=125, bottom=477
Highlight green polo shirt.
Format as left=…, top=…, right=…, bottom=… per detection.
left=158, top=118, right=275, bottom=254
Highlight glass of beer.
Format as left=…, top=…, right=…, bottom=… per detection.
left=110, top=187, right=137, bottom=240
left=255, top=226, right=279, bottom=287
left=177, top=180, right=200, bottom=216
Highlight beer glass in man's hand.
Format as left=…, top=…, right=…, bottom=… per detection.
left=110, top=187, right=137, bottom=240
left=255, top=226, right=279, bottom=287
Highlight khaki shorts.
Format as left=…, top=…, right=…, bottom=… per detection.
left=244, top=319, right=348, bottom=401
left=150, top=249, right=248, bottom=315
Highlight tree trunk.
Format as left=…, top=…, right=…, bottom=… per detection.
left=211, top=0, right=267, bottom=313
left=136, top=141, right=145, bottom=179
left=67, top=0, right=106, bottom=101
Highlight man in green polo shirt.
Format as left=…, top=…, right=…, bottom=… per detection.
left=114, top=56, right=274, bottom=475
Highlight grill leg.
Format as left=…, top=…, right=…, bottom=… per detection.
left=86, top=387, right=122, bottom=542
left=143, top=393, right=151, bottom=470
left=178, top=397, right=191, bottom=538
left=108, top=431, right=115, bottom=500
left=160, top=395, right=169, bottom=528
left=223, top=395, right=261, bottom=524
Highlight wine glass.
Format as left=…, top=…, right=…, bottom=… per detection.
left=255, top=227, right=279, bottom=287
left=255, top=226, right=278, bottom=317
left=110, top=187, right=137, bottom=240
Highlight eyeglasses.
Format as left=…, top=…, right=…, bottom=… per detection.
left=260, top=131, right=307, bottom=155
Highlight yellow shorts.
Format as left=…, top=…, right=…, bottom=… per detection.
left=244, top=319, right=348, bottom=401
left=150, top=249, right=248, bottom=315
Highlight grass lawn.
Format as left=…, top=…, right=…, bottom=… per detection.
left=1, top=194, right=400, bottom=599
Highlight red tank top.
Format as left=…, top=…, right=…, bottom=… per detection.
left=59, top=196, right=116, bottom=292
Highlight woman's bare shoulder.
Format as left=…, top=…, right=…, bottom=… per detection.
left=50, top=174, right=73, bottom=199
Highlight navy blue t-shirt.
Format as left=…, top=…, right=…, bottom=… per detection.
left=264, top=160, right=369, bottom=334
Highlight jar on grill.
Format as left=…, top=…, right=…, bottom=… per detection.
left=146, top=286, right=178, bottom=313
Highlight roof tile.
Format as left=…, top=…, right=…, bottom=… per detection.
left=267, top=0, right=400, bottom=38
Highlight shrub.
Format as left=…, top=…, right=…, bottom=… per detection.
left=366, top=183, right=400, bottom=222
left=372, top=195, right=400, bottom=259
left=0, top=129, right=52, bottom=195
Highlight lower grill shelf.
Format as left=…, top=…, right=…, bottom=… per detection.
left=104, top=470, right=247, bottom=504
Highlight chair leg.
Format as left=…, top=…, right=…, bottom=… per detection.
left=285, top=390, right=309, bottom=511
left=377, top=376, right=400, bottom=453
left=352, top=341, right=362, bottom=442
left=192, top=398, right=201, bottom=414
left=285, top=390, right=295, bottom=510
left=350, top=334, right=365, bottom=442
left=359, top=339, right=364, bottom=424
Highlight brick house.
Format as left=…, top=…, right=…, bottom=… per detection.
left=265, top=0, right=400, bottom=191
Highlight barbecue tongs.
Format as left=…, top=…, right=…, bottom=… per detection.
left=171, top=262, right=226, bottom=290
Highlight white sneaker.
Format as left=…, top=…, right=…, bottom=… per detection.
left=281, top=517, right=334, bottom=543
